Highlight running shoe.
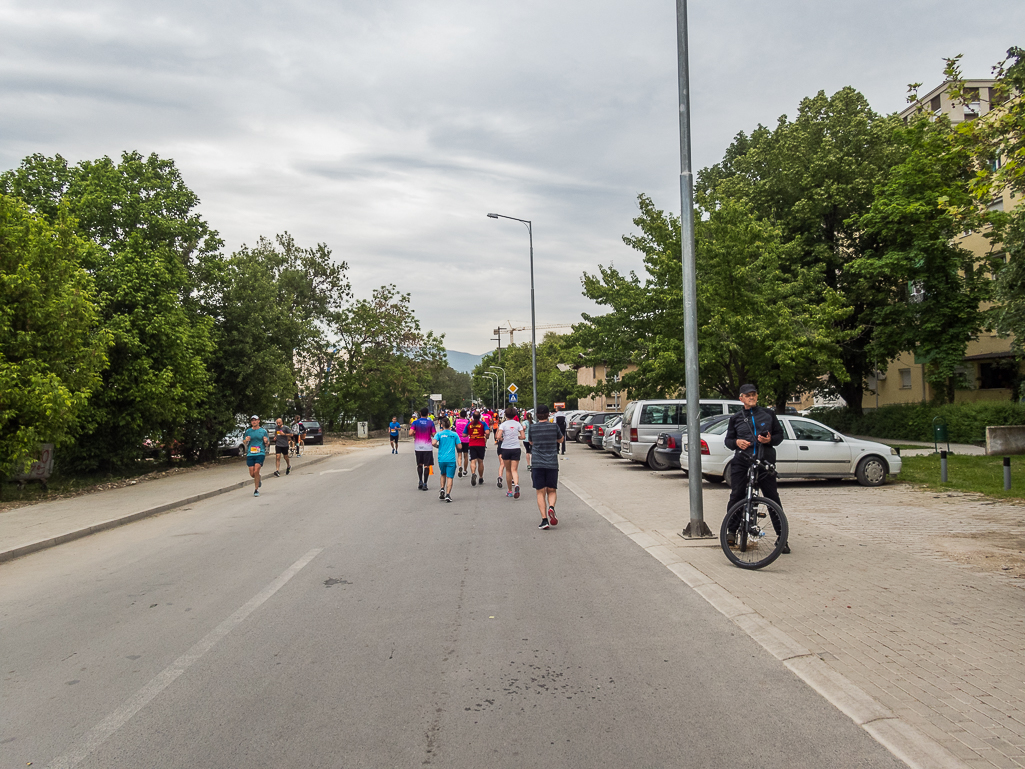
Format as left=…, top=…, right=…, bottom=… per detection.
left=513, top=485, right=520, bottom=499
left=471, top=473, right=477, bottom=486
left=254, top=490, right=260, bottom=497
left=445, top=494, right=452, bottom=503
left=538, top=518, right=550, bottom=529
left=439, top=489, right=445, bottom=500
left=285, top=466, right=290, bottom=475
left=507, top=491, right=513, bottom=497
left=548, top=507, right=558, bottom=526
left=497, top=477, right=503, bottom=489
left=273, top=470, right=280, bottom=477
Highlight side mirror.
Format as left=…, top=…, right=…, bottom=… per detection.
left=832, top=434, right=842, bottom=442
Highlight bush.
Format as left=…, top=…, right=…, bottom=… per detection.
left=810, top=402, right=1025, bottom=444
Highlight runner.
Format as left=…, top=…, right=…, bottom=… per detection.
left=389, top=416, right=401, bottom=454
left=272, top=418, right=292, bottom=477
left=454, top=409, right=471, bottom=478
left=527, top=404, right=563, bottom=528
left=522, top=412, right=533, bottom=471
left=411, top=407, right=436, bottom=491
left=498, top=407, right=525, bottom=499
left=432, top=417, right=460, bottom=502
left=465, top=410, right=488, bottom=486
left=242, top=415, right=269, bottom=496
left=554, top=406, right=568, bottom=455
left=491, top=413, right=505, bottom=488
left=292, top=416, right=306, bottom=456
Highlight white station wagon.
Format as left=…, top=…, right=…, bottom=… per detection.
left=686, top=414, right=902, bottom=487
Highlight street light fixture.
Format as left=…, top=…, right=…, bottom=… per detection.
left=488, top=366, right=506, bottom=410
left=481, top=372, right=499, bottom=410
left=487, top=213, right=538, bottom=417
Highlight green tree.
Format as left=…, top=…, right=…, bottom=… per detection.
left=0, top=196, right=109, bottom=477
left=2, top=152, right=219, bottom=469
left=306, top=285, right=445, bottom=430
left=471, top=334, right=578, bottom=411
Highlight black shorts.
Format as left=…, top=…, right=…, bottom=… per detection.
left=500, top=448, right=522, bottom=462
left=468, top=446, right=486, bottom=461
left=531, top=467, right=559, bottom=490
left=525, top=442, right=532, bottom=453
left=275, top=445, right=289, bottom=455
left=457, top=442, right=469, bottom=453
left=415, top=450, right=434, bottom=466
left=390, top=433, right=399, bottom=441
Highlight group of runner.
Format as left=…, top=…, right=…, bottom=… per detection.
left=401, top=405, right=564, bottom=529
left=240, top=415, right=308, bottom=496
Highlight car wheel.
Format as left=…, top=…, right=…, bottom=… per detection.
left=855, top=456, right=887, bottom=487
left=703, top=473, right=726, bottom=484
left=647, top=449, right=671, bottom=471
left=721, top=462, right=733, bottom=488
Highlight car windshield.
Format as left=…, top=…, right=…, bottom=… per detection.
left=704, top=420, right=731, bottom=436
left=303, top=421, right=321, bottom=428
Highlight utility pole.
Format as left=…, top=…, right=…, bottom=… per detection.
left=492, top=327, right=506, bottom=363
left=677, top=0, right=711, bottom=538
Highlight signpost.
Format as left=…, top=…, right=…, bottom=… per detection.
left=508, top=383, right=518, bottom=395
left=508, top=393, right=518, bottom=403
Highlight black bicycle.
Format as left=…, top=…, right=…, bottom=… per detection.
left=719, top=445, right=789, bottom=570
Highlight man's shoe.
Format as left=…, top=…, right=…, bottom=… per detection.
left=548, top=507, right=558, bottom=526
left=727, top=531, right=737, bottom=546
left=471, top=473, right=477, bottom=486
left=440, top=489, right=446, bottom=500
left=285, top=466, right=290, bottom=475
left=445, top=494, right=452, bottom=503
left=273, top=470, right=280, bottom=477
left=497, top=477, right=502, bottom=489
left=254, top=490, right=260, bottom=497
left=538, top=518, right=550, bottom=530
left=513, top=484, right=520, bottom=499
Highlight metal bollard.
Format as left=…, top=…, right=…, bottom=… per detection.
left=1004, top=456, right=1012, bottom=491
left=940, top=450, right=948, bottom=483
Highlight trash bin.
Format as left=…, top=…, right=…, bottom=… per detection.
left=357, top=422, right=368, bottom=439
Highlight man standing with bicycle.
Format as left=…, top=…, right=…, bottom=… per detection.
left=724, top=384, right=789, bottom=554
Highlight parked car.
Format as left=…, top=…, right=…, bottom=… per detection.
left=653, top=414, right=732, bottom=471
left=566, top=412, right=594, bottom=442
left=298, top=420, right=324, bottom=445
left=685, top=414, right=902, bottom=487
left=594, top=415, right=622, bottom=451
left=580, top=412, right=620, bottom=446
left=218, top=429, right=245, bottom=456
left=603, top=419, right=624, bottom=456
left=620, top=399, right=744, bottom=470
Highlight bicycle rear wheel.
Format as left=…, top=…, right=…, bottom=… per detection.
left=719, top=496, right=788, bottom=570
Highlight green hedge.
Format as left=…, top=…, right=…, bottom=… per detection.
left=809, top=402, right=1025, bottom=444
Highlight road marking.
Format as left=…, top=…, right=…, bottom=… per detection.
left=47, top=548, right=323, bottom=769
left=320, top=465, right=362, bottom=475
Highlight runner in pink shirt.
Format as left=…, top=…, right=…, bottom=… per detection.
left=454, top=410, right=471, bottom=478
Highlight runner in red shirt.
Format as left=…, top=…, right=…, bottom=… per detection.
left=464, top=411, right=489, bottom=486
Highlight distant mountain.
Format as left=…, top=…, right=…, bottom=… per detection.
left=446, top=349, right=485, bottom=373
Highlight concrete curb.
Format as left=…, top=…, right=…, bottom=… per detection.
left=0, top=454, right=332, bottom=565
left=561, top=476, right=973, bottom=769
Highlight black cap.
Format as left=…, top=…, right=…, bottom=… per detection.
left=739, top=384, right=758, bottom=395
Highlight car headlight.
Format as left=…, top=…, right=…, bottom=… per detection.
left=890, top=448, right=898, bottom=455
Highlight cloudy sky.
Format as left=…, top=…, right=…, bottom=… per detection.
left=2, top=1, right=1022, bottom=354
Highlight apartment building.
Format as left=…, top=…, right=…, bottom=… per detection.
left=869, top=78, right=1021, bottom=407
left=576, top=363, right=635, bottom=412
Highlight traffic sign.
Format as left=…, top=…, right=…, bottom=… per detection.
left=508, top=383, right=518, bottom=394
left=508, top=393, right=519, bottom=403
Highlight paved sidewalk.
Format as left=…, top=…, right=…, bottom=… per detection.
left=560, top=447, right=1025, bottom=769
left=0, top=442, right=386, bottom=563
left=855, top=438, right=987, bottom=457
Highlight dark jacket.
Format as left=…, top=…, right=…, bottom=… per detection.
left=724, top=406, right=784, bottom=464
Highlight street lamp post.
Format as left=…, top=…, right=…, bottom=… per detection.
left=487, top=213, right=538, bottom=417
left=676, top=0, right=710, bottom=538
left=488, top=366, right=506, bottom=410
left=482, top=372, right=499, bottom=410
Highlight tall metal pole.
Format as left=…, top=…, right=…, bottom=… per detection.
left=677, top=0, right=710, bottom=538
left=487, top=213, right=539, bottom=417
left=489, top=366, right=506, bottom=410
left=528, top=222, right=538, bottom=419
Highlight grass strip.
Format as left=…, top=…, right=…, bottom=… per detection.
left=899, top=453, right=1025, bottom=500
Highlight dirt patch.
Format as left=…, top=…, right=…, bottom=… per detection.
left=932, top=531, right=1025, bottom=580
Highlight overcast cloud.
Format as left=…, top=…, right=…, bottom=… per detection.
left=2, top=0, right=1022, bottom=353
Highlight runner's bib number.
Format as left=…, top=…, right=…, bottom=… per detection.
left=250, top=445, right=261, bottom=453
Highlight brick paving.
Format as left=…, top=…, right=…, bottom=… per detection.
left=559, top=447, right=1025, bottom=769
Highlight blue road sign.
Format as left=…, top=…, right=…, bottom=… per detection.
left=508, top=393, right=518, bottom=403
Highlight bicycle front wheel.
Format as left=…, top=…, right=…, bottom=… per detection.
left=719, top=496, right=788, bottom=570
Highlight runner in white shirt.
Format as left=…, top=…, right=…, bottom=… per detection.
left=498, top=407, right=525, bottom=499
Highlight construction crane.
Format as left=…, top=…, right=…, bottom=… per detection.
left=505, top=321, right=574, bottom=345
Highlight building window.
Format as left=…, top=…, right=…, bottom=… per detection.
left=979, top=361, right=1015, bottom=390
left=899, top=369, right=912, bottom=389
left=929, top=94, right=941, bottom=112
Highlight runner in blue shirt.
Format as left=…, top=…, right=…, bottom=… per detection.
left=389, top=416, right=401, bottom=454
left=242, top=415, right=269, bottom=497
left=432, top=417, right=461, bottom=503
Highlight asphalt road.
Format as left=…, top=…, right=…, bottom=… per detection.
left=1, top=445, right=906, bottom=768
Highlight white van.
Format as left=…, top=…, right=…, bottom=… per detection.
left=619, top=398, right=744, bottom=470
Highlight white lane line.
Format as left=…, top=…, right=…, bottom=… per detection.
left=320, top=465, right=363, bottom=475
left=47, top=548, right=324, bottom=769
